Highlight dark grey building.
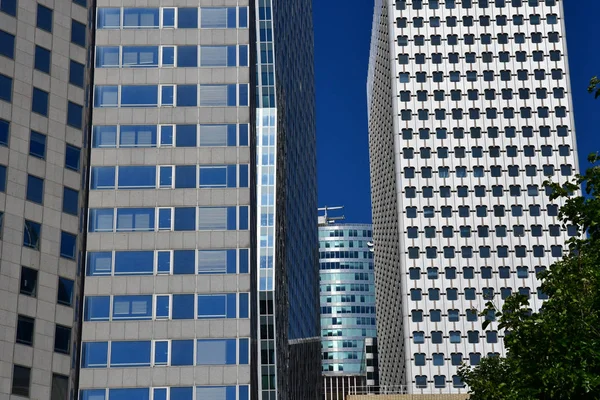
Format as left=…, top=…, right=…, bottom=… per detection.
left=0, top=0, right=319, bottom=399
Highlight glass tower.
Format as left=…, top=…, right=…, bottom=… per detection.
left=368, top=0, right=579, bottom=394
left=319, top=223, right=376, bottom=399
left=0, top=0, right=320, bottom=399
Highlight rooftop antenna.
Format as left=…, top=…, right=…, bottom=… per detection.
left=318, top=205, right=345, bottom=226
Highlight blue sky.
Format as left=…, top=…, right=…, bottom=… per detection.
left=314, top=1, right=600, bottom=224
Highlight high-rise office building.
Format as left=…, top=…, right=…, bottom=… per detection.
left=368, top=0, right=579, bottom=394
left=0, top=0, right=320, bottom=399
left=319, top=223, right=376, bottom=399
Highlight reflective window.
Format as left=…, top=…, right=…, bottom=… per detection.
left=122, top=85, right=158, bottom=107
left=69, top=60, right=85, bottom=87
left=91, top=167, right=116, bottom=189
left=118, top=166, right=156, bottom=189
left=84, top=296, right=110, bottom=321
left=58, top=277, right=74, bottom=306
left=122, top=46, right=158, bottom=67
left=92, top=126, right=117, bottom=147
left=71, top=19, right=86, bottom=47
left=0, top=119, right=8, bottom=146
left=116, top=208, right=155, bottom=231
left=34, top=45, right=50, bottom=73
left=54, top=325, right=71, bottom=354
left=82, top=342, right=109, bottom=367
left=177, top=45, right=198, bottom=67
left=60, top=231, right=77, bottom=259
left=96, top=46, right=120, bottom=67
left=26, top=175, right=44, bottom=204
left=0, top=73, right=12, bottom=102
left=23, top=220, right=41, bottom=250
left=37, top=4, right=53, bottom=32
left=123, top=8, right=158, bottom=28
left=32, top=87, right=49, bottom=116
left=29, top=131, right=46, bottom=158
left=65, top=144, right=81, bottom=171
left=115, top=251, right=153, bottom=275
left=196, top=339, right=239, bottom=365
left=113, top=295, right=152, bottom=320
left=0, top=0, right=17, bottom=16
left=97, top=8, right=121, bottom=28
left=67, top=102, right=83, bottom=129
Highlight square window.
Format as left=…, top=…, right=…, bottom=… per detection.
left=30, top=131, right=46, bottom=158
left=0, top=73, right=12, bottom=102
left=69, top=60, right=85, bottom=87
left=62, top=187, right=78, bottom=216
left=67, top=101, right=83, bottom=129
left=0, top=30, right=15, bottom=59
left=23, top=220, right=41, bottom=250
left=26, top=175, right=44, bottom=204
left=54, top=325, right=71, bottom=354
left=60, top=231, right=77, bottom=259
left=32, top=87, right=49, bottom=116
left=20, top=266, right=38, bottom=297
left=12, top=365, right=31, bottom=397
left=65, top=144, right=81, bottom=171
left=34, top=46, right=51, bottom=74
left=37, top=4, right=53, bottom=32
left=71, top=19, right=86, bottom=47
left=57, top=277, right=74, bottom=306
left=16, top=315, right=35, bottom=345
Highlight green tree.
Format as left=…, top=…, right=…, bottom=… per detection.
left=458, top=153, right=600, bottom=398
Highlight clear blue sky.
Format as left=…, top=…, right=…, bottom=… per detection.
left=314, top=1, right=600, bottom=224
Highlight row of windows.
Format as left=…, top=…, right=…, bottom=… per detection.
left=322, top=295, right=375, bottom=304
left=11, top=365, right=69, bottom=399
left=403, top=146, right=570, bottom=160
left=322, top=340, right=368, bottom=349
left=406, top=203, right=559, bottom=218
left=413, top=329, right=502, bottom=344
left=27, top=130, right=81, bottom=166
left=397, top=31, right=562, bottom=48
left=405, top=166, right=571, bottom=181
left=318, top=251, right=373, bottom=260
left=407, top=244, right=564, bottom=259
left=87, top=249, right=248, bottom=276
left=96, top=45, right=248, bottom=68
left=319, top=261, right=373, bottom=271
left=94, top=84, right=249, bottom=108
left=407, top=224, right=575, bottom=239
left=397, top=105, right=568, bottom=120
left=409, top=265, right=547, bottom=280
left=415, top=374, right=465, bottom=389
left=399, top=69, right=565, bottom=84
left=409, top=286, right=546, bottom=302
left=320, top=306, right=376, bottom=315
left=321, top=317, right=377, bottom=327
left=320, top=240, right=371, bottom=249
left=322, top=351, right=363, bottom=360
left=88, top=206, right=249, bottom=233
left=322, top=283, right=373, bottom=292
left=20, top=266, right=74, bottom=306
left=320, top=273, right=373, bottom=282
left=396, top=0, right=558, bottom=10
left=84, top=293, right=249, bottom=321
left=25, top=175, right=79, bottom=216
left=397, top=13, right=559, bottom=28
left=22, top=219, right=79, bottom=259
left=82, top=338, right=249, bottom=368
left=322, top=328, right=378, bottom=338
left=97, top=7, right=248, bottom=29
left=93, top=124, right=248, bottom=149
left=0, top=77, right=85, bottom=129
left=400, top=88, right=565, bottom=104
left=319, top=229, right=372, bottom=238
left=404, top=182, right=571, bottom=200
left=410, top=303, right=536, bottom=323
left=16, top=314, right=72, bottom=354
left=90, top=165, right=248, bottom=190
left=399, top=48, right=562, bottom=65
left=81, top=386, right=249, bottom=400
left=400, top=125, right=570, bottom=140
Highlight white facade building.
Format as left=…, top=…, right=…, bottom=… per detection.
left=368, top=0, right=579, bottom=394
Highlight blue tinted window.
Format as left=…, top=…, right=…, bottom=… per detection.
left=173, top=250, right=195, bottom=274
left=196, top=339, right=237, bottom=365
left=176, top=85, right=197, bottom=107
left=69, top=60, right=85, bottom=87
left=116, top=208, right=155, bottom=232
left=123, top=8, right=159, bottom=28
left=120, top=125, right=156, bottom=147
left=161, top=46, right=174, bottom=66
left=174, top=207, right=196, bottom=231
left=81, top=390, right=105, bottom=400
left=113, top=295, right=152, bottom=320
left=96, top=46, right=119, bottom=67
left=26, top=175, right=44, bottom=204
left=239, top=7, right=248, bottom=28
left=239, top=206, right=249, bottom=230
left=29, top=131, right=46, bottom=158
left=0, top=119, right=8, bottom=146
left=114, top=251, right=153, bottom=275
left=0, top=0, right=16, bottom=16
left=82, top=342, right=108, bottom=367
left=73, top=0, right=86, bottom=7
left=239, top=84, right=248, bottom=106
left=94, top=86, right=118, bottom=107
left=199, top=166, right=227, bottom=188
left=110, top=341, right=151, bottom=367
left=0, top=30, right=15, bottom=59
left=60, top=231, right=77, bottom=259
left=92, top=126, right=117, bottom=147
left=239, top=249, right=249, bottom=273
left=157, top=252, right=170, bottom=274
left=97, top=8, right=121, bottom=28
left=121, top=85, right=158, bottom=107
left=155, top=296, right=169, bottom=318
left=32, top=87, right=49, bottom=116
left=109, top=388, right=149, bottom=400
left=122, top=46, right=158, bottom=67
left=171, top=340, right=194, bottom=365
left=23, top=220, right=41, bottom=249
left=170, top=388, right=192, bottom=400
left=197, top=250, right=235, bottom=274
left=65, top=144, right=81, bottom=171
left=58, top=276, right=73, bottom=305
left=34, top=45, right=50, bottom=73
left=91, top=167, right=115, bottom=189
left=239, top=165, right=249, bottom=188
left=239, top=45, right=248, bottom=67
left=239, top=293, right=249, bottom=318
left=172, top=294, right=194, bottom=319
left=118, top=166, right=156, bottom=188
left=71, top=20, right=86, bottom=46
left=37, top=5, right=53, bottom=32
left=175, top=125, right=196, bottom=147
left=178, top=8, right=198, bottom=28
left=200, top=8, right=229, bottom=28
left=177, top=46, right=198, bottom=67
left=67, top=102, right=83, bottom=129
left=175, top=165, right=196, bottom=188
left=0, top=73, right=12, bottom=102
left=239, top=124, right=249, bottom=146
left=87, top=252, right=112, bottom=275
left=0, top=165, right=5, bottom=192
left=162, top=8, right=175, bottom=27
left=239, top=338, right=249, bottom=364
left=84, top=296, right=110, bottom=321
left=197, top=294, right=229, bottom=318
left=88, top=209, right=114, bottom=232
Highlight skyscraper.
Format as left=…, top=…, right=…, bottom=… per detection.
left=319, top=222, right=376, bottom=399
left=368, top=0, right=579, bottom=394
left=0, top=0, right=320, bottom=399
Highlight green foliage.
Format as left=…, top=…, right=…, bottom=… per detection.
left=589, top=77, right=600, bottom=99
left=459, top=153, right=600, bottom=399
